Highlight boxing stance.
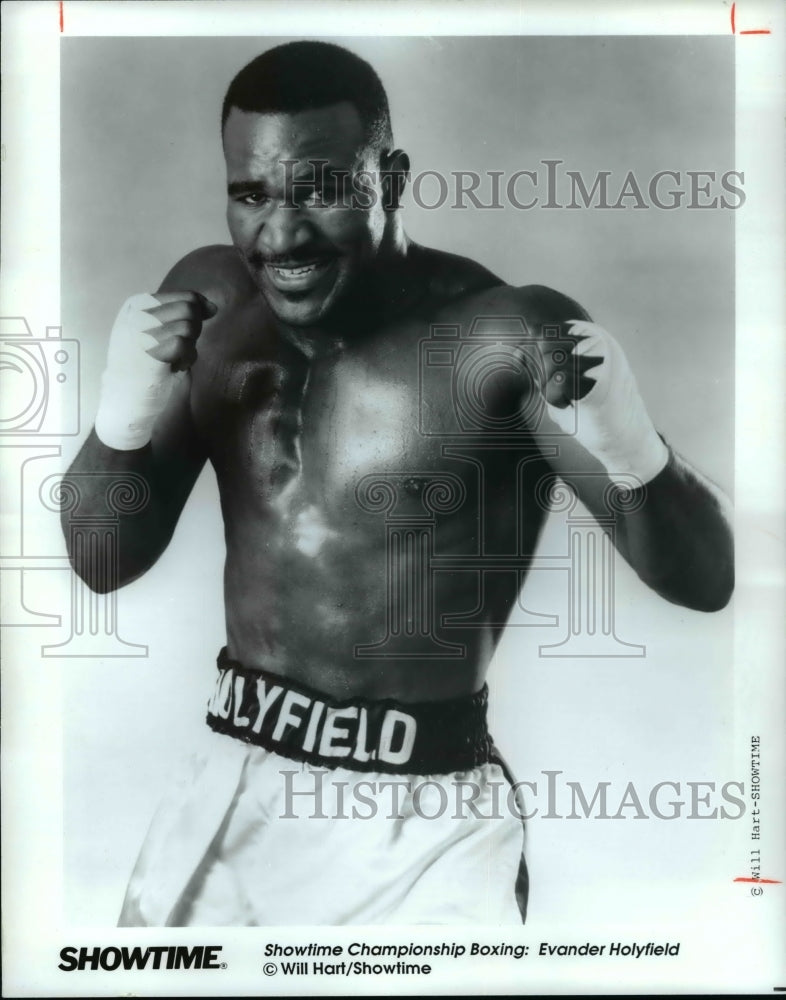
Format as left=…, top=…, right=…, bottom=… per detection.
left=62, top=42, right=733, bottom=925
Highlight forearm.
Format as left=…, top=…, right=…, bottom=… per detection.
left=61, top=430, right=179, bottom=592
left=613, top=447, right=734, bottom=612
left=520, top=300, right=734, bottom=612
left=62, top=287, right=213, bottom=592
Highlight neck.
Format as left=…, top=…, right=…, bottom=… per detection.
left=280, top=220, right=425, bottom=357
left=333, top=220, right=426, bottom=329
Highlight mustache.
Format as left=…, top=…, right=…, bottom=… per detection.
left=246, top=249, right=338, bottom=268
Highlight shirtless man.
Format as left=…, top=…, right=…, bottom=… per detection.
left=62, top=41, right=733, bottom=926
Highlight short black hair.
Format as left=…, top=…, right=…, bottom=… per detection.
left=221, top=41, right=393, bottom=156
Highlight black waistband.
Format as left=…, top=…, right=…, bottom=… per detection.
left=206, top=648, right=493, bottom=776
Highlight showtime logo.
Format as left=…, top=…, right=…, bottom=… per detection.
left=58, top=945, right=225, bottom=971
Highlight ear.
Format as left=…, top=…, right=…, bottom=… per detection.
left=380, top=149, right=410, bottom=211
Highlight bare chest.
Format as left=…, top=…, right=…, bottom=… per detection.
left=189, top=313, right=547, bottom=534
left=191, top=345, right=433, bottom=501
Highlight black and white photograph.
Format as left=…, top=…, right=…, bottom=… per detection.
left=2, top=1, right=784, bottom=995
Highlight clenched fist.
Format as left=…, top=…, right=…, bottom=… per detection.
left=542, top=320, right=669, bottom=485
left=95, top=291, right=217, bottom=450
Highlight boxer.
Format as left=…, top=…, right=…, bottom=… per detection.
left=63, top=41, right=733, bottom=925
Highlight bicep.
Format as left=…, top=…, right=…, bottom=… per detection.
left=149, top=371, right=207, bottom=525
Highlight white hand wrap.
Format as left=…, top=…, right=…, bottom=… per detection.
left=548, top=320, right=669, bottom=486
left=94, top=293, right=175, bottom=451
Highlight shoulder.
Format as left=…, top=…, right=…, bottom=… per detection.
left=414, top=245, right=502, bottom=301
left=157, top=244, right=257, bottom=313
left=511, top=284, right=592, bottom=327
left=413, top=244, right=592, bottom=328
left=433, top=280, right=593, bottom=331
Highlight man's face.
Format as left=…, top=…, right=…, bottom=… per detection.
left=223, top=102, right=388, bottom=327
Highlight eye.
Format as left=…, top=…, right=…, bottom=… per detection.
left=236, top=192, right=269, bottom=206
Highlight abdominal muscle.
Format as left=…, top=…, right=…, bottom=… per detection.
left=221, top=498, right=497, bottom=703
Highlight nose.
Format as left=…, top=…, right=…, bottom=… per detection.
left=258, top=202, right=314, bottom=257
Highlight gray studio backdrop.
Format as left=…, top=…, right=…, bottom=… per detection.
left=61, top=36, right=735, bottom=925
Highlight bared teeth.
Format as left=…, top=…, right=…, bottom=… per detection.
left=264, top=260, right=332, bottom=287
left=271, top=263, right=324, bottom=276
